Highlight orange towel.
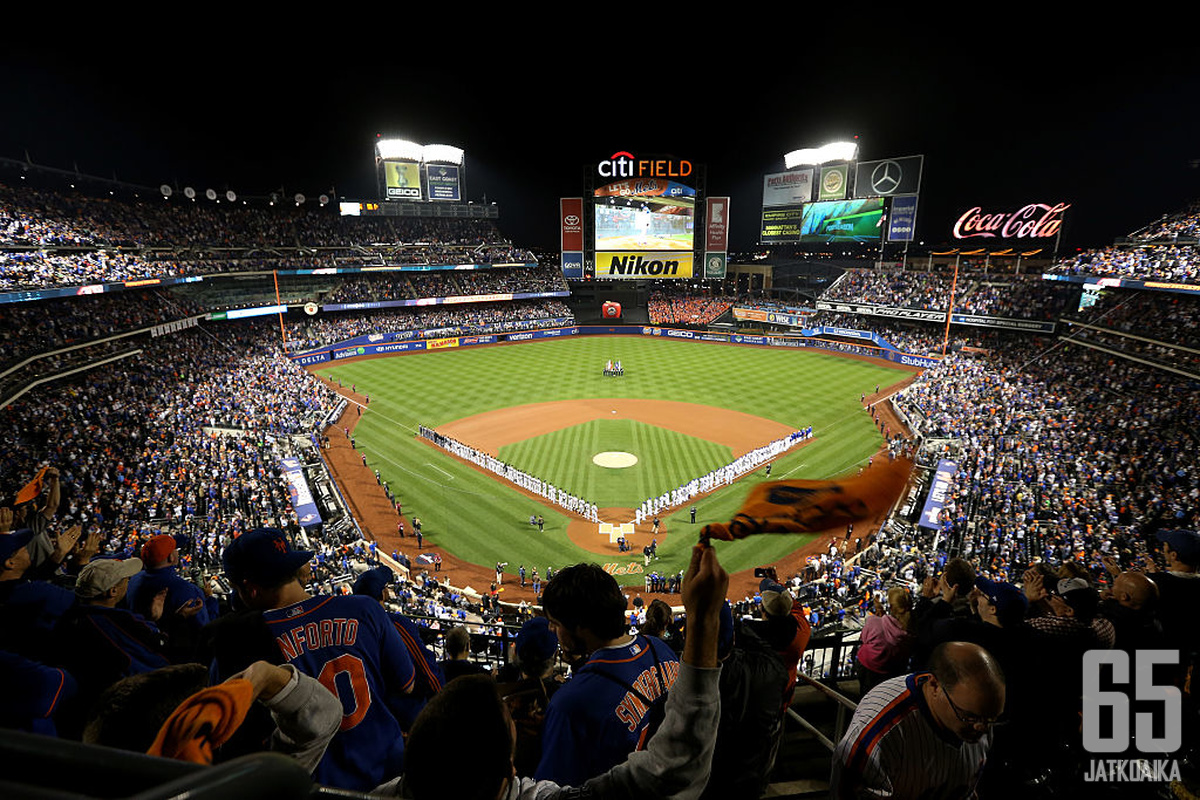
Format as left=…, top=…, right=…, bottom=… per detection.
left=147, top=679, right=256, bottom=765
left=15, top=467, right=47, bottom=504
left=701, top=457, right=912, bottom=541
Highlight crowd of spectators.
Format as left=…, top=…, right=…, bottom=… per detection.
left=0, top=180, right=535, bottom=290
left=820, top=269, right=1076, bottom=319
left=285, top=299, right=573, bottom=350
left=647, top=288, right=739, bottom=326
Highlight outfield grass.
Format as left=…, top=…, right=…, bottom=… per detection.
left=320, top=336, right=908, bottom=587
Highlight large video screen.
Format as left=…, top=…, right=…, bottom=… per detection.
left=760, top=197, right=886, bottom=244
left=594, top=180, right=695, bottom=252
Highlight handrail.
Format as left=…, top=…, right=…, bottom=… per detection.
left=796, top=670, right=859, bottom=712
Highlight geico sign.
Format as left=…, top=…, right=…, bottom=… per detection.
left=953, top=202, right=1070, bottom=239
left=598, top=151, right=692, bottom=179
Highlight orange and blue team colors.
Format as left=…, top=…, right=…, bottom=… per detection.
left=263, top=594, right=415, bottom=792
left=832, top=673, right=991, bottom=799
left=701, top=457, right=912, bottom=541
left=535, top=634, right=680, bottom=786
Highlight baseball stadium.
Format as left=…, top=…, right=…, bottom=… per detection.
left=1, top=98, right=1199, bottom=800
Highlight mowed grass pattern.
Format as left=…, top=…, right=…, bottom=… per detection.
left=322, top=336, right=909, bottom=584
left=498, top=419, right=732, bottom=508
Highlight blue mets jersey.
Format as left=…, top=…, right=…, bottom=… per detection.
left=263, top=594, right=416, bottom=791
left=534, top=634, right=680, bottom=786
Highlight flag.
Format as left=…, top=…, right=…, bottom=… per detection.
left=701, top=457, right=912, bottom=541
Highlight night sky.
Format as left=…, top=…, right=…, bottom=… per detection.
left=4, top=34, right=1199, bottom=254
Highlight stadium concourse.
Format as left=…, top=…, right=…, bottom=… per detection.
left=4, top=170, right=1200, bottom=798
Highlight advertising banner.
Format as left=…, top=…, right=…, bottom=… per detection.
left=819, top=164, right=849, bottom=200
left=918, top=459, right=959, bottom=530
left=703, top=252, right=727, bottom=280
left=425, top=164, right=461, bottom=201
left=760, top=205, right=806, bottom=243
left=762, top=170, right=813, bottom=207
left=595, top=252, right=695, bottom=279
left=706, top=197, right=730, bottom=251
left=427, top=337, right=460, bottom=350
left=561, top=198, right=584, bottom=251
left=855, top=156, right=924, bottom=197
left=887, top=195, right=919, bottom=242
left=384, top=162, right=422, bottom=199
left=561, top=252, right=584, bottom=280
left=279, top=457, right=323, bottom=528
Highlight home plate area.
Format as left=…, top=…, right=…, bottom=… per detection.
left=598, top=521, right=634, bottom=544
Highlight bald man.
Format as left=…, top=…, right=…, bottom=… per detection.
left=1100, top=571, right=1167, bottom=653
left=832, top=641, right=1005, bottom=799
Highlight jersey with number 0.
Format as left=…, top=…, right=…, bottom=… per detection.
left=264, top=594, right=416, bottom=791
left=831, top=672, right=991, bottom=800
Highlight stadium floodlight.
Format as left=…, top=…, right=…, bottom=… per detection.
left=376, top=138, right=425, bottom=162
left=423, top=144, right=464, bottom=165
left=183, top=186, right=196, bottom=199
left=205, top=188, right=217, bottom=201
left=160, top=185, right=172, bottom=198
left=783, top=141, right=859, bottom=168
left=226, top=190, right=237, bottom=202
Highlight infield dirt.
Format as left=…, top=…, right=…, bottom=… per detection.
left=315, top=374, right=914, bottom=606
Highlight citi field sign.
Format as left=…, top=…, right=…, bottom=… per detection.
left=953, top=202, right=1070, bottom=239
left=598, top=151, right=693, bottom=179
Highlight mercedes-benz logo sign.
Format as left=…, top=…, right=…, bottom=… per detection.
left=565, top=215, right=580, bottom=226
left=870, top=161, right=902, bottom=195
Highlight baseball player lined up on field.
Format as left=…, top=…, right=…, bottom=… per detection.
left=417, top=426, right=600, bottom=523
left=633, top=428, right=813, bottom=523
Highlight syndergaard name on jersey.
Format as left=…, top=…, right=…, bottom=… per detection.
left=614, top=660, right=680, bottom=732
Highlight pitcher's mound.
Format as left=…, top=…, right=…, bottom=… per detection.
left=593, top=451, right=638, bottom=468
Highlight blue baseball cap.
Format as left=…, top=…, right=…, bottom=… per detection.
left=974, top=576, right=1028, bottom=627
left=515, top=616, right=559, bottom=663
left=222, top=528, right=313, bottom=586
left=0, top=528, right=35, bottom=564
left=1157, top=529, right=1200, bottom=565
left=352, top=565, right=394, bottom=600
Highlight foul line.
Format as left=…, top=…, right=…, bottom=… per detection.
left=426, top=463, right=456, bottom=480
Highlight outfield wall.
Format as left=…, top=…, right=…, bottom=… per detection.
left=290, top=325, right=942, bottom=369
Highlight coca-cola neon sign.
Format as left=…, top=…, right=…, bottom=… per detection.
left=953, top=202, right=1070, bottom=239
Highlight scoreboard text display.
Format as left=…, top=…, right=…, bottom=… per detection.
left=760, top=198, right=886, bottom=244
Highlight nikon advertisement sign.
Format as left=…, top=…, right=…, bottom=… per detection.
left=597, top=252, right=695, bottom=279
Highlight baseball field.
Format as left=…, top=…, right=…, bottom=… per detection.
left=314, top=334, right=913, bottom=593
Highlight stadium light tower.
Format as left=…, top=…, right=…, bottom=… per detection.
left=783, top=141, right=858, bottom=168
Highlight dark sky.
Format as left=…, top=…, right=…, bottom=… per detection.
left=4, top=34, right=1199, bottom=253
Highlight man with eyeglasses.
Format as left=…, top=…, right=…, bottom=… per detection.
left=831, top=641, right=1005, bottom=799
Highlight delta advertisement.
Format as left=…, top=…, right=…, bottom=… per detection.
left=280, top=457, right=323, bottom=528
